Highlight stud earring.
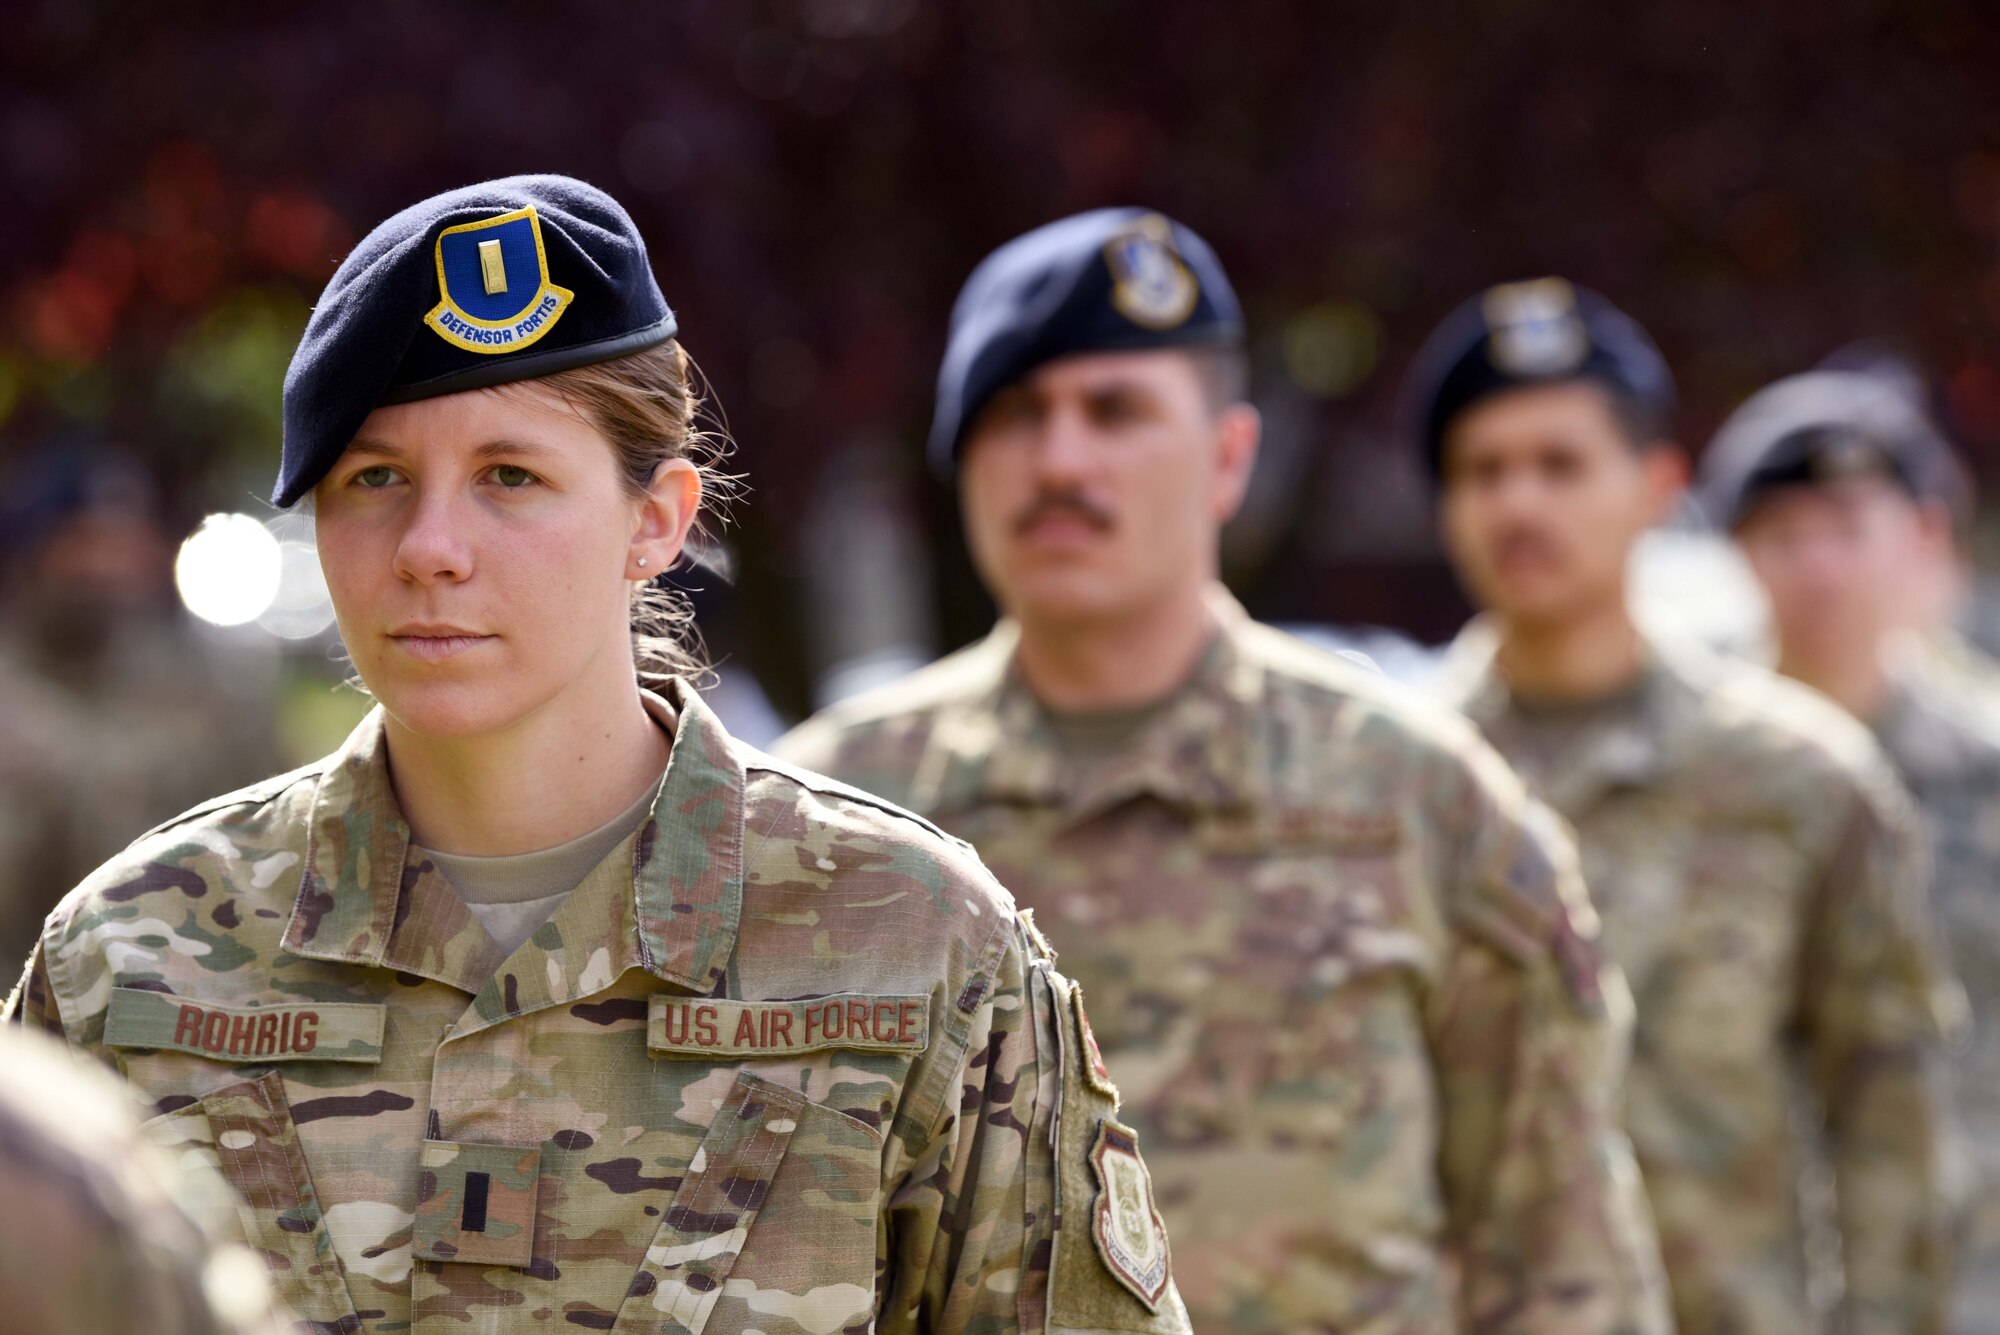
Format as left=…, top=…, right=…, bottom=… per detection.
left=636, top=557, right=648, bottom=568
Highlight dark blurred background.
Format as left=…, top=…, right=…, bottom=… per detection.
left=2, top=1, right=1998, bottom=919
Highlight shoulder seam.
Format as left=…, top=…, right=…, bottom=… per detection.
left=1673, top=653, right=1885, bottom=770
left=804, top=636, right=1008, bottom=731
left=134, top=761, right=325, bottom=842
left=743, top=750, right=969, bottom=850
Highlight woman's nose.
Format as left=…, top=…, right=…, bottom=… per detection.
left=392, top=487, right=476, bottom=586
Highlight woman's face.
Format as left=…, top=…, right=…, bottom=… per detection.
left=313, top=381, right=689, bottom=739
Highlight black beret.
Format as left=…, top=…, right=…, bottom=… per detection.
left=1698, top=368, right=1966, bottom=529
left=1404, top=278, right=1675, bottom=478
left=275, top=174, right=677, bottom=507
left=930, top=208, right=1244, bottom=473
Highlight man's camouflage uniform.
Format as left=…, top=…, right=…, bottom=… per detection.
left=1916, top=629, right=2000, bottom=715
left=4, top=681, right=1186, bottom=1335
left=1870, top=667, right=2000, bottom=1335
left=0, top=1024, right=291, bottom=1335
left=779, top=590, right=1671, bottom=1335
left=1436, top=622, right=1956, bottom=1335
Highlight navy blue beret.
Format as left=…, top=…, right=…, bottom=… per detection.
left=1698, top=367, right=1966, bottom=528
left=275, top=174, right=677, bottom=507
left=1404, top=278, right=1675, bottom=478
left=930, top=207, right=1245, bottom=473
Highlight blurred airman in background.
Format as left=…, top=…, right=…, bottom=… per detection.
left=782, top=212, right=1670, bottom=1335
left=1423, top=279, right=1958, bottom=1335
left=0, top=446, right=279, bottom=968
left=1705, top=366, right=1999, bottom=1334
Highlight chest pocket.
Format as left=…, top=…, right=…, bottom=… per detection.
left=105, top=988, right=376, bottom=1331
left=614, top=1071, right=883, bottom=1335
left=145, top=1071, right=362, bottom=1331
left=1643, top=813, right=1813, bottom=1071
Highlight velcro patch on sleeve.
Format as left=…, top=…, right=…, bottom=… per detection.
left=648, top=993, right=929, bottom=1058
left=103, top=987, right=385, bottom=1063
left=1070, top=978, right=1120, bottom=1099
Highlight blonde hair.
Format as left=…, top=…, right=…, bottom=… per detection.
left=516, top=340, right=737, bottom=684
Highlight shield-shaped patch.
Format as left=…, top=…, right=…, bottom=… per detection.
left=424, top=206, right=575, bottom=355
left=1088, top=1118, right=1172, bottom=1310
left=1482, top=277, right=1589, bottom=378
left=1103, top=216, right=1198, bottom=331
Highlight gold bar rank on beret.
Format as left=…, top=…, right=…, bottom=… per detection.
left=478, top=238, right=508, bottom=295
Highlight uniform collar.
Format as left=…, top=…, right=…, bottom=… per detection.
left=1436, top=615, right=1675, bottom=816
left=912, top=584, right=1266, bottom=823
left=284, top=680, right=743, bottom=999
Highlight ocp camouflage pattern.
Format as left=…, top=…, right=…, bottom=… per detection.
left=1873, top=655, right=2000, bottom=1335
left=4, top=679, right=1188, bottom=1335
left=778, top=589, right=1671, bottom=1335
left=1438, top=623, right=1956, bottom=1335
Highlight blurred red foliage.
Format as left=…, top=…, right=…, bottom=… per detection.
left=2, top=0, right=1996, bottom=701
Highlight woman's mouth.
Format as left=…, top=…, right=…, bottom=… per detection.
left=387, top=627, right=496, bottom=662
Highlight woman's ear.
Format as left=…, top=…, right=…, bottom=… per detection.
left=628, top=458, right=703, bottom=577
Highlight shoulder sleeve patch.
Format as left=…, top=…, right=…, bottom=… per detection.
left=1040, top=964, right=1188, bottom=1333
left=1088, top=1119, right=1172, bottom=1310
left=1549, top=895, right=1607, bottom=1015
left=1458, top=797, right=1608, bottom=1015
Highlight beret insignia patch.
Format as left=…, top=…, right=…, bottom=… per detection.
left=1810, top=433, right=1892, bottom=481
left=425, top=206, right=575, bottom=354
left=1483, top=276, right=1590, bottom=377
left=1089, top=1118, right=1172, bottom=1310
left=1104, top=215, right=1199, bottom=330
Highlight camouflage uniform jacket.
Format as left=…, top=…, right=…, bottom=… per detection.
left=3, top=680, right=1189, bottom=1335
left=1914, top=629, right=2000, bottom=719
left=777, top=590, right=1672, bottom=1335
left=0, top=1024, right=291, bottom=1335
left=1437, top=623, right=1955, bottom=1335
left=1870, top=674, right=2000, bottom=1335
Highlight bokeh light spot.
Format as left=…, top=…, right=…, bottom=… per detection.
left=175, top=513, right=281, bottom=627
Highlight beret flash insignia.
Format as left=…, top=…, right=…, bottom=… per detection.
left=425, top=206, right=575, bottom=354
left=1810, top=432, right=1892, bottom=481
left=1104, top=215, right=1200, bottom=331
left=1483, top=277, right=1590, bottom=378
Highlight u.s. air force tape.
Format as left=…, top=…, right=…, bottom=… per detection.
left=103, top=987, right=386, bottom=1063
left=648, top=993, right=929, bottom=1058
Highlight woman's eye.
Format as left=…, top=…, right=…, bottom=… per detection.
left=491, top=465, right=535, bottom=488
left=353, top=466, right=398, bottom=488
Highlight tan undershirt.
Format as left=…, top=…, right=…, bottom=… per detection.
left=1036, top=637, right=1219, bottom=761
left=1042, top=696, right=1179, bottom=761
left=415, top=774, right=665, bottom=958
